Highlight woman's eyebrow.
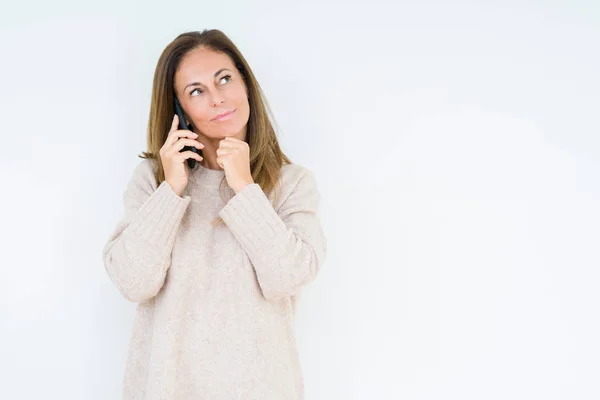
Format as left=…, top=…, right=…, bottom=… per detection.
left=183, top=68, right=231, bottom=91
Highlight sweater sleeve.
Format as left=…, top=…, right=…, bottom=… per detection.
left=102, top=160, right=192, bottom=303
left=217, top=168, right=327, bottom=302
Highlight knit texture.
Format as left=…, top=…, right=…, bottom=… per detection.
left=102, top=159, right=327, bottom=399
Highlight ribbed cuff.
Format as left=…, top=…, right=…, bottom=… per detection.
left=218, top=183, right=287, bottom=255
left=128, top=180, right=191, bottom=256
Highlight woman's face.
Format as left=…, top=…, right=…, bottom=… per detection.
left=174, top=47, right=250, bottom=141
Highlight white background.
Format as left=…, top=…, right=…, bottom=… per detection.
left=1, top=1, right=599, bottom=399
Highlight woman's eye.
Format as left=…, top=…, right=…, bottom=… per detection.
left=190, top=75, right=231, bottom=97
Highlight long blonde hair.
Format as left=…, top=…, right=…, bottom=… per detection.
left=139, top=29, right=292, bottom=225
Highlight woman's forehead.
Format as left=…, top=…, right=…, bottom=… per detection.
left=179, top=49, right=234, bottom=77
left=175, top=49, right=235, bottom=89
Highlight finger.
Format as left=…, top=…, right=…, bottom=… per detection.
left=170, top=114, right=179, bottom=133
left=167, top=129, right=198, bottom=147
left=216, top=148, right=234, bottom=157
left=174, top=138, right=205, bottom=152
left=218, top=140, right=237, bottom=149
left=160, top=116, right=180, bottom=151
left=220, top=138, right=246, bottom=149
left=167, top=139, right=204, bottom=156
left=177, top=151, right=203, bottom=162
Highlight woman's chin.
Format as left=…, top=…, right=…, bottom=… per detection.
left=220, top=129, right=244, bottom=139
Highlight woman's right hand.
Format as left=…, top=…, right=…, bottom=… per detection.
left=160, top=114, right=204, bottom=196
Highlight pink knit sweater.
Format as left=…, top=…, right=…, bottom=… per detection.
left=102, top=159, right=327, bottom=399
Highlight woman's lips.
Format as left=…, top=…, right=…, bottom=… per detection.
left=212, top=109, right=236, bottom=121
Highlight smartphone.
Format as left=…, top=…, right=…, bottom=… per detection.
left=174, top=97, right=200, bottom=168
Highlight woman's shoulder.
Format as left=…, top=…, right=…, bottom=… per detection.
left=270, top=162, right=321, bottom=209
left=279, top=162, right=317, bottom=189
left=128, top=158, right=159, bottom=190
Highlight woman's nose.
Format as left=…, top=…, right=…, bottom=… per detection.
left=210, top=91, right=225, bottom=106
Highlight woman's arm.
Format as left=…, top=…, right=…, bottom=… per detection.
left=102, top=160, right=191, bottom=302
left=218, top=167, right=327, bottom=302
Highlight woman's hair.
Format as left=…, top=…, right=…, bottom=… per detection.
left=139, top=29, right=292, bottom=225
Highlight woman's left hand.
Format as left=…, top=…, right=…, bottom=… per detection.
left=217, top=137, right=255, bottom=193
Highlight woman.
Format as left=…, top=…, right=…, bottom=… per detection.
left=102, top=29, right=327, bottom=399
